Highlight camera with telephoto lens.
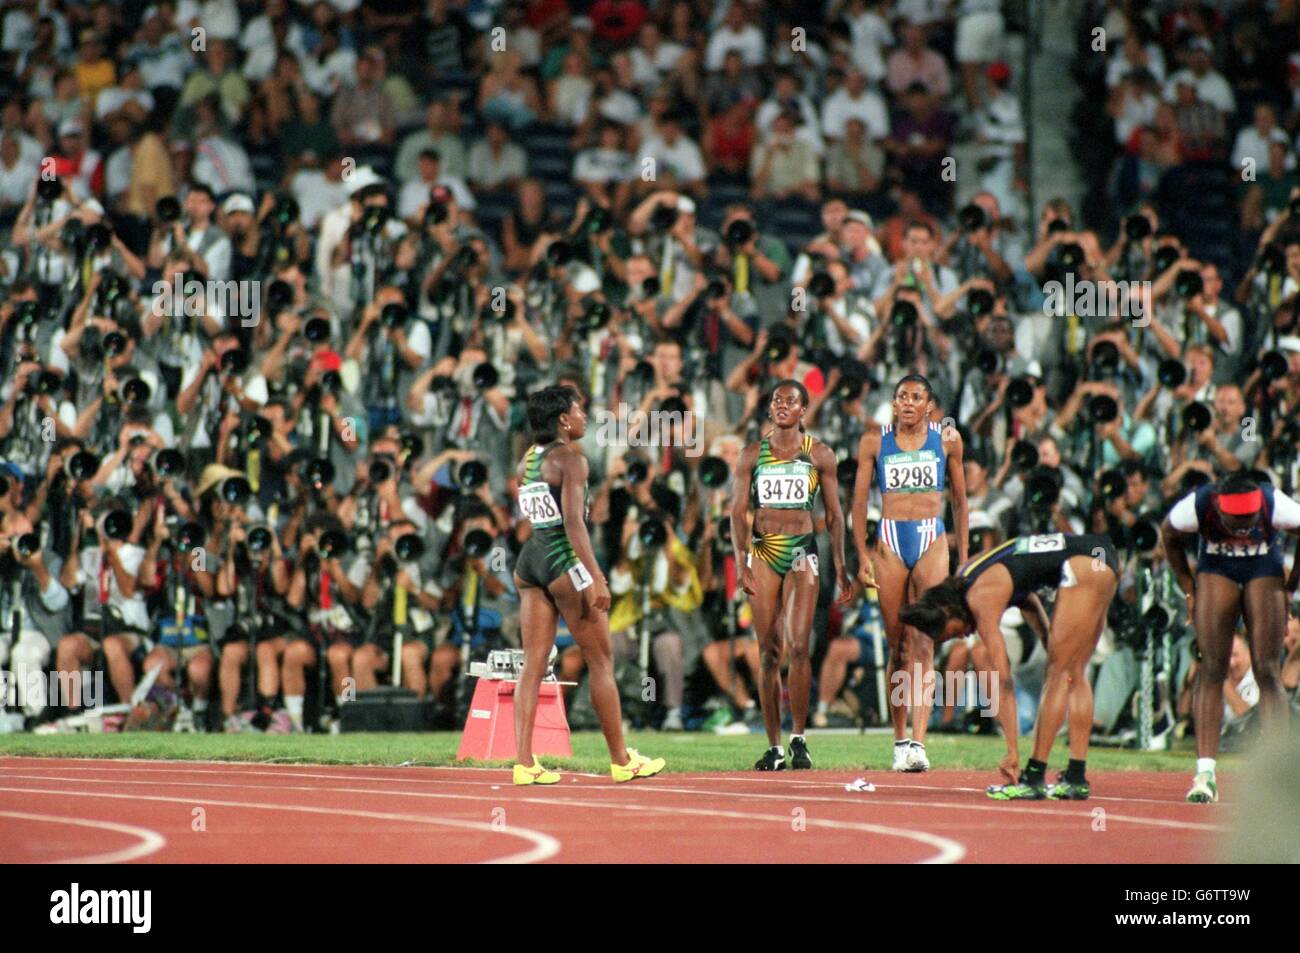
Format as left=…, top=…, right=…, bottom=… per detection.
left=638, top=516, right=668, bottom=550
left=15, top=300, right=42, bottom=328
left=449, top=244, right=479, bottom=273
left=1259, top=242, right=1285, bottom=275
left=304, top=456, right=336, bottom=491
left=1153, top=245, right=1180, bottom=275
left=698, top=456, right=729, bottom=488
left=120, top=376, right=151, bottom=405
left=625, top=458, right=649, bottom=485
left=360, top=205, right=390, bottom=235
left=1259, top=350, right=1288, bottom=382
left=65, top=450, right=100, bottom=481
left=368, top=455, right=396, bottom=484
left=393, top=533, right=425, bottom=564
left=400, top=431, right=424, bottom=459
left=220, top=348, right=248, bottom=375
left=1006, top=376, right=1035, bottom=408
left=61, top=217, right=85, bottom=251
left=13, top=533, right=39, bottom=558
left=1055, top=241, right=1085, bottom=275
left=1089, top=339, right=1120, bottom=377
left=1131, top=517, right=1160, bottom=555
left=37, top=176, right=62, bottom=203
left=1182, top=401, right=1212, bottom=434
left=471, top=361, right=499, bottom=390
left=763, top=326, right=794, bottom=364
left=836, top=359, right=870, bottom=401
left=837, top=457, right=858, bottom=488
left=1173, top=268, right=1203, bottom=298
left=379, top=302, right=408, bottom=329
left=724, top=218, right=755, bottom=248
left=1123, top=214, right=1152, bottom=241
left=890, top=298, right=918, bottom=327
left=650, top=204, right=679, bottom=232
left=1088, top=393, right=1119, bottom=424
left=424, top=200, right=449, bottom=227
left=304, top=316, right=331, bottom=343
left=578, top=298, right=612, bottom=332
left=481, top=298, right=516, bottom=324
left=1099, top=468, right=1127, bottom=500
left=85, top=222, right=112, bottom=253
left=545, top=239, right=572, bottom=267
left=959, top=203, right=987, bottom=232
left=463, top=528, right=494, bottom=559
left=705, top=272, right=729, bottom=302
left=97, top=509, right=132, bottom=542
left=25, top=368, right=61, bottom=396
left=217, top=476, right=252, bottom=505
left=156, top=196, right=181, bottom=223
left=807, top=271, right=835, bottom=298
left=457, top=459, right=488, bottom=491
left=967, top=287, right=995, bottom=317
left=1024, top=465, right=1062, bottom=509
left=1157, top=358, right=1187, bottom=388
left=1011, top=441, right=1039, bottom=472
left=266, top=280, right=294, bottom=317
left=977, top=349, right=1004, bottom=375
left=175, top=521, right=205, bottom=552
left=272, top=194, right=300, bottom=228
left=640, top=275, right=661, bottom=297
left=148, top=446, right=183, bottom=479
left=318, top=529, right=349, bottom=559
left=582, top=205, right=612, bottom=235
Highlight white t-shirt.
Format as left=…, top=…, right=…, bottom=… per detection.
left=1164, top=69, right=1235, bottom=115
left=821, top=88, right=890, bottom=141
left=704, top=24, right=767, bottom=70
left=1168, top=488, right=1300, bottom=533
left=79, top=544, right=150, bottom=631
left=638, top=133, right=706, bottom=184
left=846, top=10, right=892, bottom=83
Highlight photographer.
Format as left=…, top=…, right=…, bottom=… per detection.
left=412, top=346, right=510, bottom=496
left=871, top=221, right=958, bottom=318
left=1148, top=255, right=1242, bottom=382
left=427, top=504, right=517, bottom=705
left=55, top=498, right=151, bottom=708
left=608, top=497, right=702, bottom=730
left=177, top=331, right=269, bottom=469
left=0, top=361, right=73, bottom=478
left=1167, top=383, right=1258, bottom=479
left=353, top=520, right=443, bottom=697
left=1055, top=378, right=1157, bottom=470
left=147, top=183, right=232, bottom=283
left=798, top=259, right=876, bottom=360
left=627, top=191, right=712, bottom=304
left=345, top=286, right=431, bottom=433
left=339, top=431, right=432, bottom=539
left=0, top=511, right=71, bottom=722
left=938, top=192, right=1019, bottom=286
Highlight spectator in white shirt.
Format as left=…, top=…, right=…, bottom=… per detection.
left=95, top=64, right=156, bottom=123
left=756, top=69, right=822, bottom=154
left=574, top=121, right=634, bottom=210
left=466, top=122, right=528, bottom=194
left=399, top=149, right=475, bottom=219
left=821, top=69, right=889, bottom=143
left=290, top=153, right=353, bottom=230
left=1165, top=39, right=1234, bottom=116
left=1232, top=103, right=1292, bottom=175
left=842, top=0, right=892, bottom=85
left=637, top=112, right=708, bottom=199
left=629, top=22, right=686, bottom=92
left=1106, top=29, right=1166, bottom=89
left=395, top=99, right=467, bottom=184
left=704, top=2, right=766, bottom=71
left=0, top=133, right=35, bottom=218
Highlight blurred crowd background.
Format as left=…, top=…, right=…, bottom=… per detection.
left=0, top=0, right=1298, bottom=740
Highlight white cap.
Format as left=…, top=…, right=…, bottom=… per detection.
left=1277, top=335, right=1300, bottom=354
left=346, top=165, right=385, bottom=196
left=59, top=119, right=83, bottom=137
left=676, top=196, right=696, bottom=215
left=221, top=193, right=255, bottom=216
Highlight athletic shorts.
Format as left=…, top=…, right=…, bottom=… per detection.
left=1196, top=548, right=1285, bottom=587
left=515, top=532, right=588, bottom=591
left=878, top=518, right=943, bottom=570
left=748, top=533, right=818, bottom=579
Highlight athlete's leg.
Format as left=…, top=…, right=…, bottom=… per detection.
left=906, top=531, right=950, bottom=745
left=749, top=555, right=787, bottom=748
left=873, top=543, right=912, bottom=742
left=514, top=577, right=560, bottom=767
left=818, top=637, right=864, bottom=707
left=781, top=550, right=820, bottom=736
left=548, top=571, right=630, bottom=766
left=1192, top=573, right=1244, bottom=760
left=1242, top=575, right=1289, bottom=731
left=1031, top=558, right=1116, bottom=765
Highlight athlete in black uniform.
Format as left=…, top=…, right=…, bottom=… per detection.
left=900, top=533, right=1119, bottom=799
left=511, top=385, right=664, bottom=786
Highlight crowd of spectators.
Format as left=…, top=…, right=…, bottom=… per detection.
left=0, top=0, right=1297, bottom=740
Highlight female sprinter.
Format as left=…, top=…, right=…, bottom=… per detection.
left=732, top=380, right=853, bottom=770
left=852, top=375, right=968, bottom=772
left=900, top=532, right=1119, bottom=799
left=1160, top=474, right=1300, bottom=803
left=512, top=385, right=665, bottom=785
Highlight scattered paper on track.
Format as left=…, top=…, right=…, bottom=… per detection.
left=845, top=778, right=876, bottom=793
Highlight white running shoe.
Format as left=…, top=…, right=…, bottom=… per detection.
left=905, top=741, right=930, bottom=772
left=1185, top=771, right=1218, bottom=803
left=892, top=742, right=912, bottom=771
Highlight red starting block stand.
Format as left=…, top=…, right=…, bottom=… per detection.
left=455, top=679, right=572, bottom=762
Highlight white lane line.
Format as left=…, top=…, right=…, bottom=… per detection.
left=0, top=786, right=557, bottom=865
left=0, top=775, right=964, bottom=864
left=0, top=810, right=166, bottom=864
left=0, top=764, right=1224, bottom=834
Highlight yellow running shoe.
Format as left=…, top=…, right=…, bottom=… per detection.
left=611, top=748, right=666, bottom=782
left=513, top=760, right=561, bottom=786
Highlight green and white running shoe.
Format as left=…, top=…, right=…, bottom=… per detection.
left=1185, top=771, right=1218, bottom=803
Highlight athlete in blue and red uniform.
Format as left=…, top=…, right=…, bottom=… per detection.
left=1161, top=475, right=1300, bottom=803
left=852, top=375, right=968, bottom=771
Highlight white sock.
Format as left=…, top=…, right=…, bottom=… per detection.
left=1196, top=758, right=1216, bottom=775
left=772, top=745, right=785, bottom=757
left=193, top=699, right=208, bottom=714
left=286, top=696, right=304, bottom=723
left=790, top=734, right=805, bottom=744
left=336, top=693, right=348, bottom=707
left=816, top=700, right=828, bottom=715
left=911, top=740, right=924, bottom=749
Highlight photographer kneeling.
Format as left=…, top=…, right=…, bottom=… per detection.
left=0, top=512, right=72, bottom=723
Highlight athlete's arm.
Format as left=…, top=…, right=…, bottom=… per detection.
left=557, top=449, right=609, bottom=612
left=945, top=426, right=969, bottom=566
left=851, top=429, right=878, bottom=585
left=1161, top=491, right=1199, bottom=620
left=813, top=441, right=853, bottom=605
left=731, top=443, right=759, bottom=594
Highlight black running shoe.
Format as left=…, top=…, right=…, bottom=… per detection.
left=1047, top=777, right=1091, bottom=800
left=789, top=735, right=813, bottom=769
left=754, top=747, right=788, bottom=771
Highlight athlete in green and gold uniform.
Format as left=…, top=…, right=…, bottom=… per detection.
left=732, top=380, right=852, bottom=772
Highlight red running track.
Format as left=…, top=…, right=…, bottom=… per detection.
left=0, top=758, right=1228, bottom=863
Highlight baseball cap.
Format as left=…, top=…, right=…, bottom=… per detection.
left=676, top=196, right=696, bottom=215
left=222, top=193, right=255, bottom=216
left=844, top=210, right=873, bottom=227
left=195, top=463, right=245, bottom=498
left=0, top=461, right=24, bottom=482
left=1276, top=335, right=1300, bottom=354
left=59, top=119, right=83, bottom=138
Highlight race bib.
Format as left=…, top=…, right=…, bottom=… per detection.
left=568, top=562, right=593, bottom=592
left=519, top=481, right=562, bottom=528
left=1204, top=539, right=1269, bottom=558
left=1017, top=533, right=1066, bottom=554
left=756, top=463, right=810, bottom=508
left=882, top=452, right=939, bottom=493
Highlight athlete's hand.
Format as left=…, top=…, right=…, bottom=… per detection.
left=589, top=575, right=611, bottom=614
left=857, top=562, right=878, bottom=591
left=998, top=751, right=1019, bottom=785
left=740, top=565, right=757, bottom=596
left=835, top=570, right=854, bottom=606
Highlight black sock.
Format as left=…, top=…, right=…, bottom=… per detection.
left=1021, top=759, right=1047, bottom=784
left=1065, top=759, right=1087, bottom=784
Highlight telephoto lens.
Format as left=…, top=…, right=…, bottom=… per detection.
left=318, top=529, right=349, bottom=558
left=698, top=456, right=729, bottom=488
left=219, top=476, right=252, bottom=505
left=100, top=509, right=133, bottom=541
left=379, top=302, right=408, bottom=328
left=625, top=458, right=649, bottom=485
left=724, top=218, right=755, bottom=246
left=1024, top=465, right=1062, bottom=509
left=368, top=458, right=393, bottom=484
left=472, top=361, right=499, bottom=389
left=1157, top=358, right=1187, bottom=388
left=66, top=451, right=101, bottom=481
left=1088, top=394, right=1119, bottom=424
left=836, top=457, right=858, bottom=487
left=638, top=519, right=668, bottom=549
left=457, top=459, right=488, bottom=491
left=959, top=203, right=986, bottom=231
left=463, top=528, right=494, bottom=559
left=1259, top=350, right=1287, bottom=382
left=1131, top=518, right=1159, bottom=554
left=1011, top=441, right=1039, bottom=471
left=1124, top=214, right=1151, bottom=241
left=176, top=521, right=206, bottom=551
left=1006, top=377, right=1034, bottom=408
left=304, top=316, right=331, bottom=342
left=966, top=287, right=995, bottom=317
left=156, top=195, right=181, bottom=222
left=247, top=526, right=273, bottom=552
left=1182, top=401, right=1212, bottom=433
left=14, top=533, right=39, bottom=558
left=1099, top=468, right=1127, bottom=500
left=394, top=533, right=426, bottom=563
left=807, top=271, right=835, bottom=298
left=305, top=457, right=335, bottom=490
left=650, top=204, right=678, bottom=232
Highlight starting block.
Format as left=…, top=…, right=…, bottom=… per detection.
left=455, top=650, right=572, bottom=761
